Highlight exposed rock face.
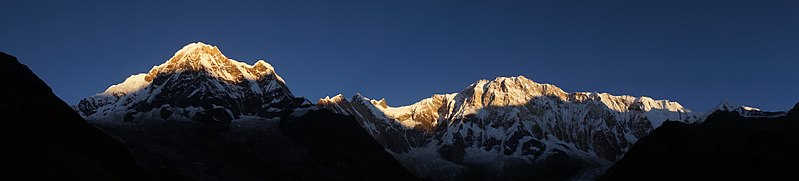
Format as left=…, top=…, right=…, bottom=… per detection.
left=600, top=103, right=799, bottom=181
left=318, top=76, right=699, bottom=180
left=0, top=52, right=180, bottom=180
left=76, top=42, right=301, bottom=125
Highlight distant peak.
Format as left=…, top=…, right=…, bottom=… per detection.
left=711, top=100, right=777, bottom=116
left=93, top=42, right=288, bottom=99
left=323, top=94, right=347, bottom=101
left=714, top=100, right=761, bottom=112
left=137, top=42, right=287, bottom=84
left=254, top=59, right=268, bottom=66
left=352, top=93, right=378, bottom=103
left=318, top=94, right=348, bottom=105
left=494, top=75, right=531, bottom=82
left=164, top=42, right=227, bottom=68
left=716, top=100, right=736, bottom=111
left=464, top=75, right=566, bottom=97
left=707, top=100, right=789, bottom=118
left=373, top=98, right=389, bottom=108
left=471, top=76, right=536, bottom=87
left=354, top=93, right=365, bottom=99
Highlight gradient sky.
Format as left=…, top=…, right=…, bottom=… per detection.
left=2, top=0, right=797, bottom=111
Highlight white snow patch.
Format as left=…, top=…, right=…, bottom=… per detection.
left=100, top=73, right=151, bottom=97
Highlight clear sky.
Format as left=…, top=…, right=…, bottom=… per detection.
left=1, top=0, right=797, bottom=111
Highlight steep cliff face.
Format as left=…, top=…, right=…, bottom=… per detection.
left=318, top=76, right=699, bottom=180
left=600, top=103, right=799, bottom=181
left=76, top=42, right=301, bottom=125
left=0, top=52, right=180, bottom=180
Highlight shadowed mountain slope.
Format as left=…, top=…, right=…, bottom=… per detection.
left=0, top=52, right=182, bottom=180
left=600, top=103, right=799, bottom=180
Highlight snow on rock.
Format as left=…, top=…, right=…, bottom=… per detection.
left=100, top=73, right=151, bottom=97
left=318, top=94, right=351, bottom=115
left=706, top=100, right=787, bottom=118
left=144, top=42, right=285, bottom=85
left=75, top=42, right=299, bottom=124
left=317, top=75, right=700, bottom=180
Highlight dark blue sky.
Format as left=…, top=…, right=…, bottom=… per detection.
left=2, top=0, right=797, bottom=111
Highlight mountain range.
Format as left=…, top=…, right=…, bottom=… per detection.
left=2, top=42, right=795, bottom=180
left=317, top=76, right=701, bottom=180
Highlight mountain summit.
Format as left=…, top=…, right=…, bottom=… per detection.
left=146, top=42, right=286, bottom=84
left=75, top=42, right=301, bottom=124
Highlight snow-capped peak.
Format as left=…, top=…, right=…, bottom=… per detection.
left=715, top=100, right=761, bottom=112
left=319, top=94, right=348, bottom=104
left=76, top=42, right=296, bottom=121
left=144, top=42, right=283, bottom=84
left=706, top=100, right=785, bottom=118
left=95, top=42, right=286, bottom=98
left=456, top=76, right=689, bottom=119
left=252, top=59, right=286, bottom=84
left=173, top=42, right=221, bottom=56
left=460, top=76, right=569, bottom=107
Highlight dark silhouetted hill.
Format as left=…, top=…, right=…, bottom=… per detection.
left=600, top=103, right=799, bottom=180
left=280, top=108, right=420, bottom=181
left=0, top=52, right=183, bottom=180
